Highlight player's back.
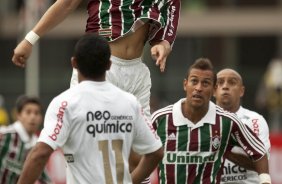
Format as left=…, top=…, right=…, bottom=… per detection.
left=41, top=81, right=142, bottom=184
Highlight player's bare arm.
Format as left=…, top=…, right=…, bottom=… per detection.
left=253, top=154, right=271, bottom=184
left=151, top=40, right=171, bottom=72
left=131, top=147, right=163, bottom=184
left=17, top=142, right=53, bottom=184
left=12, top=0, right=82, bottom=68
left=226, top=152, right=255, bottom=171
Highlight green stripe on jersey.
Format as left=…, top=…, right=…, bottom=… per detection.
left=177, top=125, right=188, bottom=184
left=100, top=0, right=111, bottom=29
left=200, top=125, right=211, bottom=151
left=157, top=116, right=168, bottom=184
left=212, top=117, right=232, bottom=181
left=0, top=134, right=11, bottom=168
left=193, top=124, right=212, bottom=183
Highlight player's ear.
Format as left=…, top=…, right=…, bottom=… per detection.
left=71, top=57, right=78, bottom=69
left=106, top=59, right=112, bottom=70
left=183, top=78, right=187, bottom=92
left=240, top=85, right=245, bottom=97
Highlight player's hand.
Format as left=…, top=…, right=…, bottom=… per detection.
left=12, top=39, right=33, bottom=68
left=151, top=40, right=171, bottom=72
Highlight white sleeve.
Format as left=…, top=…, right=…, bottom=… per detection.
left=132, top=103, right=162, bottom=155
left=256, top=115, right=271, bottom=158
left=38, top=98, right=71, bottom=150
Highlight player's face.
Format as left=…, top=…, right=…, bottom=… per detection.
left=214, top=70, right=244, bottom=112
left=184, top=68, right=214, bottom=110
left=17, top=103, right=42, bottom=135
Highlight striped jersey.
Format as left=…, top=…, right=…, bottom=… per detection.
left=151, top=99, right=266, bottom=184
left=86, top=0, right=180, bottom=46
left=221, top=106, right=271, bottom=184
left=0, top=122, right=50, bottom=184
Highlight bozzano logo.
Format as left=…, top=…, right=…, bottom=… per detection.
left=163, top=151, right=217, bottom=164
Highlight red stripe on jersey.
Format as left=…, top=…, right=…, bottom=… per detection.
left=110, top=0, right=122, bottom=37
left=131, top=0, right=141, bottom=20
left=203, top=116, right=221, bottom=184
left=166, top=114, right=176, bottom=183
left=149, top=4, right=160, bottom=21
left=86, top=0, right=101, bottom=33
left=1, top=169, right=8, bottom=183
left=13, top=133, right=18, bottom=147
left=188, top=128, right=199, bottom=183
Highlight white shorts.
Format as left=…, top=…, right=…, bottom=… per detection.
left=70, top=56, right=151, bottom=119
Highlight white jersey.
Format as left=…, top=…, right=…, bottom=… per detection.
left=221, top=106, right=271, bottom=184
left=38, top=81, right=162, bottom=184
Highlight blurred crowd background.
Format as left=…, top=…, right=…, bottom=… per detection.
left=1, top=0, right=282, bottom=132
left=1, top=0, right=282, bottom=183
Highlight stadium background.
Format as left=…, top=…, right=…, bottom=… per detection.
left=1, top=0, right=282, bottom=183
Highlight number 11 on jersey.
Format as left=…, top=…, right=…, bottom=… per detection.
left=98, top=140, right=124, bottom=184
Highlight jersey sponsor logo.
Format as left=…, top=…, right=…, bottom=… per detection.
left=234, top=131, right=254, bottom=156
left=168, top=133, right=176, bottom=140
left=86, top=110, right=133, bottom=137
left=49, top=101, right=68, bottom=141
left=64, top=154, right=74, bottom=163
left=252, top=118, right=259, bottom=136
left=211, top=135, right=221, bottom=149
left=168, top=6, right=176, bottom=37
left=223, top=163, right=247, bottom=175
left=221, top=175, right=247, bottom=182
left=163, top=151, right=216, bottom=164
left=3, top=158, right=22, bottom=175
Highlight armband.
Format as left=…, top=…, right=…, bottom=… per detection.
left=25, top=31, right=40, bottom=45
left=259, top=173, right=271, bottom=184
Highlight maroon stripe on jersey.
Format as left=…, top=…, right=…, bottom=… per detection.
left=110, top=0, right=122, bottom=38
left=149, top=4, right=160, bottom=21
left=131, top=0, right=141, bottom=20
left=86, top=0, right=101, bottom=32
left=1, top=169, right=8, bottom=183
left=232, top=122, right=263, bottom=160
left=203, top=116, right=221, bottom=184
left=166, top=114, right=176, bottom=184
left=188, top=129, right=199, bottom=183
left=13, top=133, right=18, bottom=147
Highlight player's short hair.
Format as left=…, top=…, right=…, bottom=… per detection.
left=15, top=95, right=42, bottom=113
left=74, top=34, right=111, bottom=79
left=186, top=57, right=217, bottom=86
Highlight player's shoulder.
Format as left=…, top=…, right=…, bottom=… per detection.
left=0, top=124, right=16, bottom=136
left=151, top=104, right=173, bottom=122
left=238, top=106, right=267, bottom=123
left=215, top=105, right=241, bottom=123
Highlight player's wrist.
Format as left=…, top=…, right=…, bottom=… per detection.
left=25, top=31, right=40, bottom=45
left=259, top=173, right=271, bottom=184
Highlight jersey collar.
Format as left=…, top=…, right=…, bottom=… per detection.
left=172, top=98, right=216, bottom=129
left=13, top=121, right=37, bottom=149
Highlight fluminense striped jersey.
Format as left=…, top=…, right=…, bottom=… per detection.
left=0, top=122, right=50, bottom=184
left=151, top=99, right=266, bottom=184
left=86, top=0, right=180, bottom=45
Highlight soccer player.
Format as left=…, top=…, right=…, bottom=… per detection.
left=16, top=34, right=163, bottom=184
left=0, top=95, right=50, bottom=183
left=151, top=58, right=271, bottom=184
left=12, top=0, right=181, bottom=120
left=214, top=68, right=271, bottom=184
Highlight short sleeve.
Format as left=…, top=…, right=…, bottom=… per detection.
left=38, top=98, right=71, bottom=150
left=132, top=103, right=162, bottom=155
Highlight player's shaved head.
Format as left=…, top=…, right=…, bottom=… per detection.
left=217, top=68, right=243, bottom=85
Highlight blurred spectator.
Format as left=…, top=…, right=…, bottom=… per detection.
left=0, top=95, right=51, bottom=183
left=0, top=95, right=10, bottom=126
left=256, top=58, right=282, bottom=132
